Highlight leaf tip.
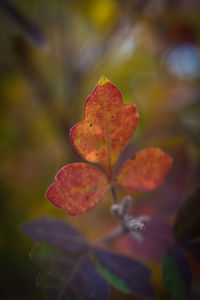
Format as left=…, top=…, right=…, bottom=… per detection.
left=98, top=76, right=110, bottom=86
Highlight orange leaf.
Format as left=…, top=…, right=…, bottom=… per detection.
left=117, top=148, right=172, bottom=190
left=70, top=77, right=139, bottom=176
left=46, top=163, right=109, bottom=216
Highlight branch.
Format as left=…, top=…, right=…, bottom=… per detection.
left=97, top=196, right=150, bottom=245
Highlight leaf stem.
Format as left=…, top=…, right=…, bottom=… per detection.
left=96, top=196, right=148, bottom=246
left=111, top=183, right=118, bottom=203
left=96, top=226, right=126, bottom=245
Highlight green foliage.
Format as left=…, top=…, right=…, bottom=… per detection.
left=163, top=252, right=185, bottom=300
left=94, top=260, right=131, bottom=294
left=162, top=246, right=192, bottom=300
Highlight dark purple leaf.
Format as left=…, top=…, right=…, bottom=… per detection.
left=21, top=217, right=88, bottom=252
left=93, top=247, right=155, bottom=299
left=173, top=189, right=200, bottom=241
left=65, top=256, right=109, bottom=300
left=121, top=213, right=173, bottom=262
left=31, top=243, right=109, bottom=300
left=143, top=184, right=185, bottom=215
left=162, top=244, right=192, bottom=300
left=137, top=147, right=189, bottom=216
left=180, top=242, right=200, bottom=263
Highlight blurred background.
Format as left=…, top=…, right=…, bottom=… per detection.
left=0, top=0, right=200, bottom=299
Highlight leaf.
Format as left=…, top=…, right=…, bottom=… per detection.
left=93, top=247, right=155, bottom=299
left=21, top=217, right=88, bottom=252
left=162, top=245, right=192, bottom=300
left=46, top=78, right=172, bottom=215
left=117, top=147, right=172, bottom=190
left=173, top=189, right=200, bottom=241
left=181, top=241, right=200, bottom=263
left=46, top=163, right=109, bottom=216
left=31, top=243, right=109, bottom=300
left=70, top=77, right=139, bottom=175
left=120, top=212, right=174, bottom=262
left=94, top=260, right=131, bottom=294
left=140, top=184, right=185, bottom=215
left=22, top=218, right=155, bottom=299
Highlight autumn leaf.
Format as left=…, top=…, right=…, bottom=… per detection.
left=46, top=163, right=109, bottom=216
left=46, top=77, right=172, bottom=216
left=117, top=148, right=172, bottom=190
left=70, top=76, right=139, bottom=176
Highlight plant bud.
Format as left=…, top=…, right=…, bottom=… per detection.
left=127, top=218, right=145, bottom=231
left=121, top=196, right=132, bottom=214
left=110, top=204, right=120, bottom=216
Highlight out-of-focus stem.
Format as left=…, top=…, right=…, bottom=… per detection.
left=97, top=225, right=126, bottom=245
left=111, top=184, right=118, bottom=204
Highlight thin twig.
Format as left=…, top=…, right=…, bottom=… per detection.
left=97, top=226, right=126, bottom=245
left=111, top=184, right=118, bottom=203
left=95, top=196, right=148, bottom=246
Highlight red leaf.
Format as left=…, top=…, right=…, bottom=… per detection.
left=70, top=77, right=139, bottom=176
left=117, top=148, right=172, bottom=190
left=46, top=78, right=172, bottom=215
left=46, top=163, right=109, bottom=216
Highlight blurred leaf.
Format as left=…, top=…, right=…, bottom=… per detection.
left=21, top=217, right=88, bottom=252
left=70, top=76, right=139, bottom=175
left=181, top=241, right=200, bottom=263
left=162, top=245, right=192, bottom=300
left=117, top=147, right=172, bottom=190
left=118, top=212, right=173, bottom=262
left=22, top=217, right=156, bottom=299
left=93, top=247, right=155, bottom=299
left=31, top=243, right=109, bottom=300
left=94, top=260, right=131, bottom=294
left=173, top=189, right=200, bottom=241
left=139, top=146, right=189, bottom=215
left=46, top=163, right=109, bottom=216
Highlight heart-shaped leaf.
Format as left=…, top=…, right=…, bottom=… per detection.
left=117, top=148, right=172, bottom=190
left=46, top=163, right=109, bottom=216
